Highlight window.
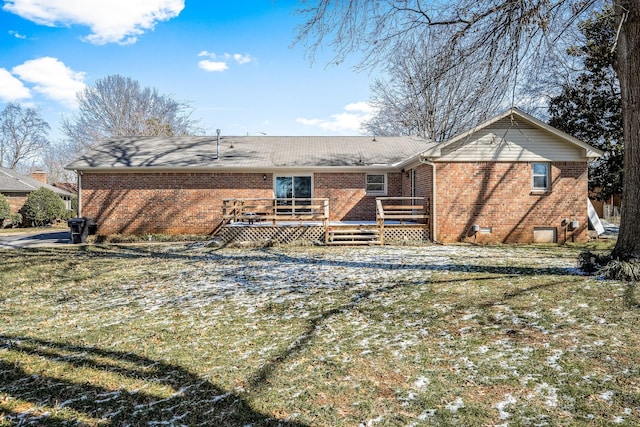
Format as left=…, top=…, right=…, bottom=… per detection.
left=532, top=163, right=549, bottom=191
left=366, top=173, right=386, bottom=195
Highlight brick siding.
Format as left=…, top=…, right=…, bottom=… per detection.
left=81, top=173, right=273, bottom=235
left=434, top=161, right=588, bottom=243
left=81, top=171, right=405, bottom=235
left=81, top=163, right=589, bottom=243
left=1, top=192, right=28, bottom=214
left=314, top=172, right=402, bottom=220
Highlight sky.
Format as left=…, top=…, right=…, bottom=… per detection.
left=0, top=0, right=378, bottom=141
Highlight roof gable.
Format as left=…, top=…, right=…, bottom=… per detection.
left=421, top=108, right=603, bottom=161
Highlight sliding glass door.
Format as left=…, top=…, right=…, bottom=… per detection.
left=275, top=175, right=312, bottom=210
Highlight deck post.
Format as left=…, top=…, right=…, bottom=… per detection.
left=376, top=199, right=385, bottom=245
left=272, top=199, right=277, bottom=225
left=323, top=199, right=330, bottom=244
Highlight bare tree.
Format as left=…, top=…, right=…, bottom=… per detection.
left=41, top=140, right=78, bottom=183
left=0, top=103, right=50, bottom=170
left=363, top=35, right=506, bottom=141
left=62, top=75, right=202, bottom=148
left=296, top=0, right=640, bottom=263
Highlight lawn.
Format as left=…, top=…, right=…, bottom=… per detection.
left=1, top=242, right=638, bottom=426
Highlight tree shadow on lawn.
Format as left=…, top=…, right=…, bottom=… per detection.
left=0, top=334, right=306, bottom=426
left=253, top=247, right=579, bottom=277
left=2, top=243, right=580, bottom=275
left=245, top=273, right=570, bottom=392
left=0, top=244, right=584, bottom=416
left=0, top=245, right=580, bottom=297
left=2, top=238, right=585, bottom=279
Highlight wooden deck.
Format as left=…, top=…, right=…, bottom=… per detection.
left=218, top=197, right=430, bottom=246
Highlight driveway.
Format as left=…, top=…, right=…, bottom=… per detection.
left=0, top=230, right=71, bottom=249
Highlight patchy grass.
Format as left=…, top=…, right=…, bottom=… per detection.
left=1, top=242, right=639, bottom=426
left=90, top=233, right=211, bottom=244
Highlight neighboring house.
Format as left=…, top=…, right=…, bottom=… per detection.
left=66, top=108, right=602, bottom=243
left=0, top=167, right=75, bottom=215
left=53, top=182, right=79, bottom=195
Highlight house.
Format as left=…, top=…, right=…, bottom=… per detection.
left=66, top=108, right=602, bottom=244
left=0, top=167, right=75, bottom=216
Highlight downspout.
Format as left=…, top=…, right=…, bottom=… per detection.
left=419, top=157, right=437, bottom=242
left=76, top=171, right=82, bottom=217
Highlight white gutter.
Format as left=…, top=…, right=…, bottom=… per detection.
left=419, top=157, right=437, bottom=242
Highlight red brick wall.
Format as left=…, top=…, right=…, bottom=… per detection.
left=1, top=192, right=28, bottom=214
left=312, top=172, right=403, bottom=220
left=81, top=171, right=406, bottom=235
left=81, top=172, right=273, bottom=235
left=435, top=161, right=588, bottom=243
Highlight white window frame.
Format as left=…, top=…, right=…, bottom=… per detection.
left=532, top=162, right=550, bottom=191
left=365, top=173, right=387, bottom=195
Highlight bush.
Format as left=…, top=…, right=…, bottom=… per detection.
left=63, top=209, right=76, bottom=220
left=9, top=212, right=22, bottom=227
left=0, top=194, right=9, bottom=221
left=70, top=195, right=78, bottom=214
left=22, top=188, right=66, bottom=227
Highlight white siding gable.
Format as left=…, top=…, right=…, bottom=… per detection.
left=438, top=124, right=586, bottom=162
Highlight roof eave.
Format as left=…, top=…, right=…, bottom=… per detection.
left=67, top=164, right=407, bottom=173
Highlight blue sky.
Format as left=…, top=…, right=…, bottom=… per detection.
left=0, top=1, right=377, bottom=140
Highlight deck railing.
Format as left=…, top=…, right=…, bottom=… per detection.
left=222, top=198, right=330, bottom=226
left=220, top=197, right=429, bottom=245
left=376, top=197, right=429, bottom=244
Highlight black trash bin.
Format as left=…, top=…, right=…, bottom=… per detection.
left=68, top=217, right=89, bottom=244
left=85, top=217, right=97, bottom=236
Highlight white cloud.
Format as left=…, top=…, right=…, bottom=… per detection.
left=2, top=0, right=184, bottom=45
left=296, top=118, right=323, bottom=126
left=0, top=68, right=32, bottom=102
left=12, top=57, right=86, bottom=108
left=233, top=54, right=252, bottom=65
left=197, top=51, right=254, bottom=72
left=8, top=30, right=27, bottom=39
left=198, top=60, right=228, bottom=72
left=344, top=101, right=375, bottom=113
left=297, top=102, right=376, bottom=134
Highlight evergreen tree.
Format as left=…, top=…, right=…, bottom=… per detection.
left=23, top=188, right=66, bottom=227
left=548, top=8, right=622, bottom=202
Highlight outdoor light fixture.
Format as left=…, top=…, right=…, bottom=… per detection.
left=263, top=174, right=267, bottom=181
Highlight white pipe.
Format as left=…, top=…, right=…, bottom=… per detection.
left=216, top=129, right=221, bottom=159
left=77, top=171, right=82, bottom=217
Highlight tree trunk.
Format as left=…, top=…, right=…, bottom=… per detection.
left=612, top=0, right=640, bottom=261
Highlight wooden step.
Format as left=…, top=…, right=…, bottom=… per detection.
left=328, top=227, right=382, bottom=245
left=330, top=235, right=378, bottom=240
left=329, top=229, right=379, bottom=235
left=328, top=240, right=382, bottom=245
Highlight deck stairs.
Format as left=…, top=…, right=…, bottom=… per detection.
left=327, top=225, right=381, bottom=245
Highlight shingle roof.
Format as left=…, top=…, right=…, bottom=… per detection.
left=0, top=167, right=75, bottom=196
left=66, top=136, right=437, bottom=171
